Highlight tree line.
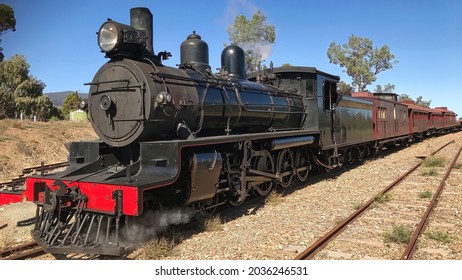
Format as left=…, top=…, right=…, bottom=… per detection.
left=0, top=52, right=83, bottom=120
left=227, top=10, right=431, bottom=107
left=1, top=4, right=432, bottom=120
left=0, top=4, right=81, bottom=120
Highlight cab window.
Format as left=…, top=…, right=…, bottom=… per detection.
left=323, top=81, right=337, bottom=111
left=305, top=78, right=315, bottom=99
left=278, top=78, right=300, bottom=94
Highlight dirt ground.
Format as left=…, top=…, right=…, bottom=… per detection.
left=0, top=119, right=98, bottom=250
left=0, top=119, right=97, bottom=182
left=1, top=119, right=461, bottom=260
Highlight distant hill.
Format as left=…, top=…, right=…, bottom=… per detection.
left=44, top=91, right=88, bottom=107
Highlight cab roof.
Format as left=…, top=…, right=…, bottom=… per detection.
left=248, top=66, right=340, bottom=81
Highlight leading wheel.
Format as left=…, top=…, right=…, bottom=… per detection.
left=228, top=193, right=246, bottom=206
left=202, top=194, right=220, bottom=216
left=228, top=176, right=247, bottom=206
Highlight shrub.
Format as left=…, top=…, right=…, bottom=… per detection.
left=418, top=190, right=433, bottom=199
left=423, top=156, right=445, bottom=168
left=384, top=225, right=412, bottom=244
left=352, top=201, right=364, bottom=210
left=426, top=230, right=452, bottom=244
left=421, top=168, right=438, bottom=176
left=375, top=193, right=392, bottom=204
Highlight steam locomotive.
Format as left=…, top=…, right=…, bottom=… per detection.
left=24, top=7, right=459, bottom=256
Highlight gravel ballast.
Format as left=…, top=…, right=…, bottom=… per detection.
left=1, top=132, right=461, bottom=260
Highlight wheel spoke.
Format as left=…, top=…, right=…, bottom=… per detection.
left=277, top=149, right=294, bottom=188
left=251, top=150, right=275, bottom=197
left=294, top=148, right=310, bottom=182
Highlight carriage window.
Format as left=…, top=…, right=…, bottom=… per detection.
left=378, top=107, right=387, bottom=119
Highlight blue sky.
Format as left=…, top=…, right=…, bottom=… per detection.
left=2, top=0, right=462, bottom=115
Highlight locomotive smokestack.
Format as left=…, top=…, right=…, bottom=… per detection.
left=130, top=7, right=154, bottom=55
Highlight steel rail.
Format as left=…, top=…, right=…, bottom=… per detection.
left=22, top=161, right=69, bottom=174
left=401, top=145, right=462, bottom=260
left=0, top=241, right=45, bottom=260
left=295, top=140, right=454, bottom=260
left=4, top=247, right=45, bottom=260
left=0, top=161, right=69, bottom=189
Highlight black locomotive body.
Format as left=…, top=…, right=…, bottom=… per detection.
left=25, top=8, right=391, bottom=256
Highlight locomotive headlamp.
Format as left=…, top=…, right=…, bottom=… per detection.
left=98, top=21, right=119, bottom=52
left=165, top=93, right=172, bottom=103
left=155, top=91, right=172, bottom=105
left=78, top=99, right=88, bottom=110
left=156, top=93, right=165, bottom=104
left=97, top=19, right=146, bottom=57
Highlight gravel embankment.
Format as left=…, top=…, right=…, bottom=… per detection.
left=158, top=132, right=462, bottom=260
left=1, top=132, right=461, bottom=260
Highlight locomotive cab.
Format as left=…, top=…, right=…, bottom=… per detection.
left=249, top=66, right=345, bottom=134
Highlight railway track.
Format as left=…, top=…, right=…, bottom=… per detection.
left=401, top=144, right=462, bottom=259
left=0, top=161, right=68, bottom=190
left=0, top=161, right=69, bottom=205
left=0, top=241, right=45, bottom=260
left=0, top=162, right=69, bottom=260
left=295, top=140, right=460, bottom=260
left=0, top=140, right=457, bottom=260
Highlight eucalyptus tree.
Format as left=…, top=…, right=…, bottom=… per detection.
left=227, top=10, right=276, bottom=73
left=327, top=35, right=398, bottom=92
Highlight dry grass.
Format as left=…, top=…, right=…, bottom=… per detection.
left=265, top=191, right=284, bottom=205
left=142, top=229, right=183, bottom=260
left=0, top=157, right=13, bottom=178
left=418, top=190, right=433, bottom=199
left=375, top=193, right=392, bottom=204
left=142, top=237, right=176, bottom=259
left=421, top=168, right=438, bottom=176
left=17, top=141, right=35, bottom=157
left=0, top=230, right=17, bottom=251
left=371, top=193, right=392, bottom=209
left=201, top=215, right=223, bottom=232
left=352, top=200, right=364, bottom=210
left=0, top=119, right=97, bottom=181
left=426, top=230, right=453, bottom=244
left=423, top=156, right=445, bottom=168
left=12, top=121, right=24, bottom=129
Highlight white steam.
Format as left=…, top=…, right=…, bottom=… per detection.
left=221, top=0, right=259, bottom=26
left=255, top=42, right=273, bottom=62
left=124, top=208, right=194, bottom=243
left=239, top=41, right=274, bottom=71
